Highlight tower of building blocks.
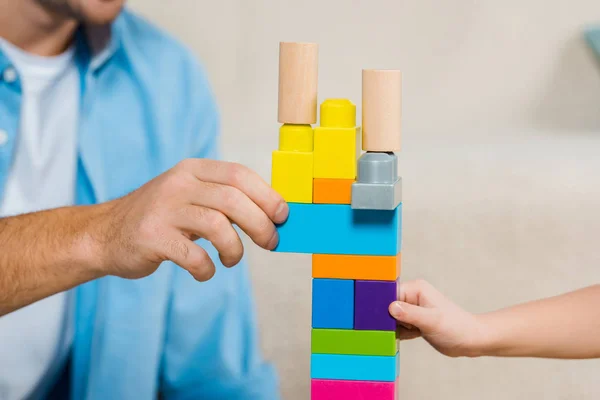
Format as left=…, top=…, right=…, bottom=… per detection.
left=271, top=42, right=402, bottom=400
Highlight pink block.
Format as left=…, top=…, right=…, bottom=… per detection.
left=311, top=379, right=397, bottom=400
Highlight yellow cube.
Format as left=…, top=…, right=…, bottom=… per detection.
left=313, top=126, right=360, bottom=179
left=313, top=99, right=360, bottom=179
left=271, top=150, right=313, bottom=203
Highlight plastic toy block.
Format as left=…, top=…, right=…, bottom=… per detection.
left=271, top=151, right=313, bottom=203
left=354, top=280, right=398, bottom=331
left=311, top=329, right=397, bottom=356
left=320, top=98, right=356, bottom=128
left=311, top=379, right=396, bottom=400
left=313, top=178, right=353, bottom=204
left=313, top=126, right=360, bottom=179
left=312, top=279, right=354, bottom=329
left=314, top=99, right=360, bottom=179
left=356, top=152, right=398, bottom=183
left=311, top=353, right=399, bottom=382
left=312, top=253, right=401, bottom=281
left=274, top=203, right=402, bottom=255
left=351, top=152, right=402, bottom=210
left=278, top=124, right=313, bottom=152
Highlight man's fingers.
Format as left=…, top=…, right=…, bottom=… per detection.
left=389, top=301, right=440, bottom=333
left=177, top=159, right=289, bottom=224
left=186, top=182, right=278, bottom=250
left=160, top=235, right=216, bottom=281
left=176, top=206, right=244, bottom=268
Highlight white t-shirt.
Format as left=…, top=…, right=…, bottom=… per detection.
left=0, top=38, right=79, bottom=400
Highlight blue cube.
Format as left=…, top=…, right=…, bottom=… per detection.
left=312, top=278, right=354, bottom=329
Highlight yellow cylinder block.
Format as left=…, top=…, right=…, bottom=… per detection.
left=279, top=124, right=314, bottom=152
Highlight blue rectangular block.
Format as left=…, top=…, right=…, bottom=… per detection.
left=312, top=278, right=354, bottom=329
left=311, top=353, right=399, bottom=382
left=274, top=203, right=401, bottom=255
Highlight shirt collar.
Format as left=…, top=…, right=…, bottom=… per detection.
left=78, top=19, right=122, bottom=73
left=0, top=52, right=9, bottom=78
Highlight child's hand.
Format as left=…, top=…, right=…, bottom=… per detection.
left=389, top=280, right=487, bottom=358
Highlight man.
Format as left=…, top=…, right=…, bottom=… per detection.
left=0, top=0, right=286, bottom=399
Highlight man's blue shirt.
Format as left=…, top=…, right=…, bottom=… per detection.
left=0, top=10, right=278, bottom=400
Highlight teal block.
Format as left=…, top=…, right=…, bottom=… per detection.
left=311, top=353, right=399, bottom=382
left=274, top=203, right=401, bottom=255
left=312, top=278, right=354, bottom=329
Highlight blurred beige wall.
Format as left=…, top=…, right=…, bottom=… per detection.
left=128, top=1, right=600, bottom=398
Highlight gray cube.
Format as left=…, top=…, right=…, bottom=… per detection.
left=351, top=152, right=402, bottom=210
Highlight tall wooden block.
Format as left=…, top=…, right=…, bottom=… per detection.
left=362, top=70, right=401, bottom=151
left=278, top=42, right=318, bottom=124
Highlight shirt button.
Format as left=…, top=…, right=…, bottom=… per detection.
left=0, top=130, right=8, bottom=146
left=2, top=67, right=17, bottom=83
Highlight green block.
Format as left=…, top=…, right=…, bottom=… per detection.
left=311, top=328, right=397, bottom=356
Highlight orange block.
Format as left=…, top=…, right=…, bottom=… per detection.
left=313, top=178, right=353, bottom=204
left=312, top=253, right=401, bottom=281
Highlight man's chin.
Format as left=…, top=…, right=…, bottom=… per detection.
left=36, top=0, right=82, bottom=19
left=36, top=0, right=124, bottom=24
left=78, top=1, right=125, bottom=25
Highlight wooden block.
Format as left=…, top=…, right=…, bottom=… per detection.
left=311, top=353, right=399, bottom=382
left=313, top=178, right=353, bottom=204
left=273, top=203, right=402, bottom=256
left=311, top=379, right=397, bottom=400
left=312, top=253, right=401, bottom=281
left=362, top=70, right=401, bottom=151
left=355, top=280, right=398, bottom=331
left=311, top=328, right=397, bottom=356
left=278, top=42, right=318, bottom=124
left=271, top=151, right=313, bottom=203
left=312, top=279, right=354, bottom=329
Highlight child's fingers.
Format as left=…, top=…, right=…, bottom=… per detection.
left=398, top=321, right=414, bottom=330
left=397, top=325, right=422, bottom=341
left=398, top=279, right=442, bottom=307
left=389, top=301, right=441, bottom=333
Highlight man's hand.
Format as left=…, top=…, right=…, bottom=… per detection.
left=388, top=280, right=487, bottom=358
left=92, top=159, right=289, bottom=282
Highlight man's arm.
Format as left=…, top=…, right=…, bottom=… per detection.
left=389, top=280, right=600, bottom=359
left=0, top=159, right=289, bottom=317
left=0, top=205, right=106, bottom=315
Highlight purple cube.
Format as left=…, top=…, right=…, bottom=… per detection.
left=354, top=280, right=398, bottom=331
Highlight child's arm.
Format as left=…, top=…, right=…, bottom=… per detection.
left=389, top=280, right=600, bottom=359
